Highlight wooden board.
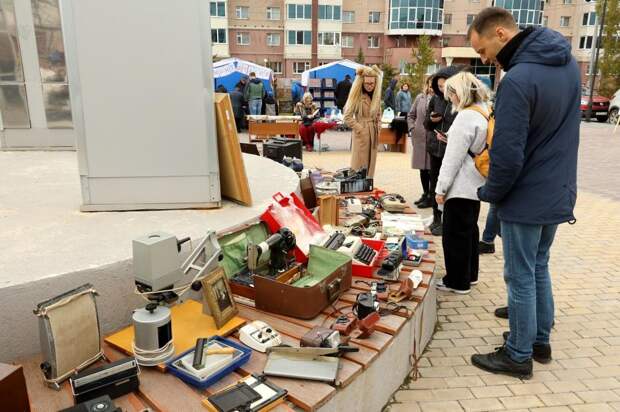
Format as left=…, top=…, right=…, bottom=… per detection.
left=214, top=93, right=252, bottom=206
left=379, top=127, right=407, bottom=153
left=105, top=300, right=246, bottom=371
left=248, top=120, right=299, bottom=140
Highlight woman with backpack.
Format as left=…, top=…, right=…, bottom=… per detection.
left=434, top=72, right=491, bottom=294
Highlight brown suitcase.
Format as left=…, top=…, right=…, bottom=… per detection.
left=218, top=223, right=352, bottom=319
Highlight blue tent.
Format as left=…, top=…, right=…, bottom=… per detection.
left=301, top=59, right=364, bottom=87
left=213, top=58, right=273, bottom=93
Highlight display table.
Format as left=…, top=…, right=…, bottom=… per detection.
left=18, top=201, right=437, bottom=412
left=379, top=127, right=407, bottom=153
left=248, top=116, right=301, bottom=140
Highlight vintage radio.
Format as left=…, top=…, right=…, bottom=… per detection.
left=70, top=358, right=139, bottom=403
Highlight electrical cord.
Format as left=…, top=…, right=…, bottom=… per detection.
left=132, top=339, right=175, bottom=366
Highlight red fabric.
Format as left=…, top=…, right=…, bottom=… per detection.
left=314, top=121, right=337, bottom=137
left=299, top=124, right=315, bottom=147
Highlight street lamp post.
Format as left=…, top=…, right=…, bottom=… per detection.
left=586, top=0, right=608, bottom=122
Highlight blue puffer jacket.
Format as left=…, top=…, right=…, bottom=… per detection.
left=478, top=28, right=580, bottom=225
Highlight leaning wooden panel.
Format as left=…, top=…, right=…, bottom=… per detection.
left=214, top=93, right=252, bottom=206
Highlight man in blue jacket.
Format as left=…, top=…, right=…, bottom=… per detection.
left=468, top=8, right=580, bottom=379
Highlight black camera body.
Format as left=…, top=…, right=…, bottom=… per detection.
left=59, top=395, right=121, bottom=412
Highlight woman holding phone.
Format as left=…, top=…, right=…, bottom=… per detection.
left=434, top=72, right=491, bottom=294
left=423, top=66, right=463, bottom=235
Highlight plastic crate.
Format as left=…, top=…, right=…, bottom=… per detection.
left=308, top=78, right=322, bottom=88
left=353, top=238, right=387, bottom=278
left=322, top=78, right=337, bottom=89
left=166, top=336, right=252, bottom=389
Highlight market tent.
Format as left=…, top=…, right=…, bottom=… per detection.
left=300, top=59, right=364, bottom=87
left=213, top=58, right=273, bottom=93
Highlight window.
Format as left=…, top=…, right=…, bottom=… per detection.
left=293, top=61, right=311, bottom=74
left=318, top=32, right=341, bottom=46
left=210, top=1, right=226, bottom=17
left=319, top=5, right=341, bottom=20
left=368, top=35, right=380, bottom=48
left=343, top=11, right=355, bottom=23
left=582, top=12, right=597, bottom=26
left=560, top=16, right=570, bottom=26
left=467, top=14, right=476, bottom=25
left=266, top=61, right=282, bottom=74
left=389, top=0, right=445, bottom=31
left=267, top=7, right=281, bottom=20
left=288, top=4, right=312, bottom=19
left=267, top=33, right=281, bottom=46
left=369, top=11, right=380, bottom=24
left=211, top=29, right=227, bottom=44
left=236, top=6, right=249, bottom=19
left=543, top=16, right=548, bottom=26
left=494, top=0, right=545, bottom=28
left=579, top=35, right=593, bottom=49
left=563, top=0, right=572, bottom=3
left=236, top=32, right=250, bottom=45
left=442, top=37, right=450, bottom=47
left=444, top=14, right=452, bottom=25
left=287, top=30, right=312, bottom=45
left=470, top=58, right=496, bottom=87
left=342, top=35, right=354, bottom=48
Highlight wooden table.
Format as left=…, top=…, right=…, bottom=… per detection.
left=379, top=127, right=407, bottom=153
left=249, top=119, right=300, bottom=140
left=19, top=215, right=437, bottom=412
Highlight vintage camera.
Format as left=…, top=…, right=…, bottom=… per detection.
left=59, top=395, right=121, bottom=412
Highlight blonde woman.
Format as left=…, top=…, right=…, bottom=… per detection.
left=294, top=92, right=319, bottom=151
left=343, top=65, right=383, bottom=178
left=434, top=72, right=491, bottom=294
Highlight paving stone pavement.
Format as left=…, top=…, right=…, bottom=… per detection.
left=298, top=121, right=620, bottom=412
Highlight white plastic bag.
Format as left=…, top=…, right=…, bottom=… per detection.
left=382, top=107, right=395, bottom=124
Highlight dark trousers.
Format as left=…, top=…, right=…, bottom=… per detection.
left=442, top=198, right=481, bottom=291
left=420, top=169, right=430, bottom=195
left=429, top=154, right=443, bottom=222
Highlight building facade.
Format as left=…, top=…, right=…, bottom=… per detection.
left=211, top=0, right=599, bottom=85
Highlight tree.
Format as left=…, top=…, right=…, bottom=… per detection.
left=355, top=47, right=365, bottom=64
left=597, top=0, right=620, bottom=97
left=403, top=35, right=436, bottom=96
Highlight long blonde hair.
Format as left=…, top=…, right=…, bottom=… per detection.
left=343, top=65, right=383, bottom=119
left=444, top=72, right=490, bottom=112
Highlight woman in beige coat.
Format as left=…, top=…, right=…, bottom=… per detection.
left=343, top=65, right=383, bottom=178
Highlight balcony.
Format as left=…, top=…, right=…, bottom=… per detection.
left=387, top=0, right=443, bottom=36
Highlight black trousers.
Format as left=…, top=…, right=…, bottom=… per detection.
left=429, top=154, right=443, bottom=222
left=442, top=198, right=481, bottom=291
left=420, top=169, right=430, bottom=195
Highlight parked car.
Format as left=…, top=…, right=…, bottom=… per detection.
left=608, top=89, right=619, bottom=125
left=581, top=89, right=610, bottom=122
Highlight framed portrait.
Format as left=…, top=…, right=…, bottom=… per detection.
left=202, top=267, right=238, bottom=329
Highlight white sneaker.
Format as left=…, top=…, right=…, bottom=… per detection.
left=470, top=280, right=479, bottom=285
left=436, top=279, right=471, bottom=294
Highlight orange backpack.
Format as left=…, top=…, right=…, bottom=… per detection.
left=464, top=105, right=494, bottom=178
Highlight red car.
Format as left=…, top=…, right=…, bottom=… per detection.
left=581, top=90, right=610, bottom=122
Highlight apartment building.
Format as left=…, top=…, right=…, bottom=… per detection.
left=209, top=0, right=601, bottom=84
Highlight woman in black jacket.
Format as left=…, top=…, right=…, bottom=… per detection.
left=423, top=65, right=462, bottom=236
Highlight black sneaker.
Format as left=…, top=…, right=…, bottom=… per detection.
left=502, top=332, right=552, bottom=364
left=431, top=224, right=442, bottom=236
left=478, top=241, right=495, bottom=254
left=495, top=306, right=509, bottom=319
left=471, top=346, right=533, bottom=379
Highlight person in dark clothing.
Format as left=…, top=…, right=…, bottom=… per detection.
left=468, top=8, right=580, bottom=380
left=383, top=78, right=398, bottom=111
left=335, top=74, right=353, bottom=112
left=229, top=86, right=246, bottom=132
left=423, top=66, right=461, bottom=236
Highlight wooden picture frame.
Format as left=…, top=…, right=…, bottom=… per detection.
left=201, top=268, right=238, bottom=329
